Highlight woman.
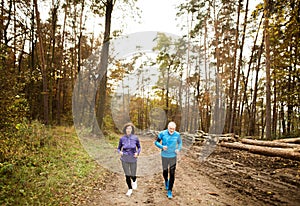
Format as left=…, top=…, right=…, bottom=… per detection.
left=117, top=123, right=141, bottom=196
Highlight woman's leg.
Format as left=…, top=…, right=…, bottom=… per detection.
left=122, top=161, right=132, bottom=189
left=125, top=175, right=132, bottom=189
left=129, top=162, right=137, bottom=182
left=130, top=162, right=137, bottom=189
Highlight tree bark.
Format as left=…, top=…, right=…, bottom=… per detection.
left=33, top=0, right=49, bottom=125
left=240, top=15, right=263, bottom=135
left=249, top=39, right=264, bottom=136
left=274, top=137, right=300, bottom=144
left=229, top=0, right=242, bottom=133
left=264, top=0, right=272, bottom=140
left=235, top=0, right=249, bottom=134
left=240, top=138, right=300, bottom=148
left=96, top=0, right=113, bottom=131
left=221, top=142, right=300, bottom=161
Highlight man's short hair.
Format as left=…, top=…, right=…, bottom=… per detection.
left=168, top=121, right=176, bottom=128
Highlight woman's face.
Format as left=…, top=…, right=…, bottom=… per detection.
left=125, top=126, right=133, bottom=135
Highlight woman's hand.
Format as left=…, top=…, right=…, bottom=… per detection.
left=134, top=153, right=138, bottom=158
left=119, top=151, right=123, bottom=156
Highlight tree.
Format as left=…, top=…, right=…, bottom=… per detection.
left=33, top=0, right=49, bottom=124
left=264, top=0, right=271, bottom=140
left=153, top=33, right=185, bottom=125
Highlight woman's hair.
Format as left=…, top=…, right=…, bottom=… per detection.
left=122, top=122, right=135, bottom=134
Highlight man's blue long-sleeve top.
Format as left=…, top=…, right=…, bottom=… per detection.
left=155, top=129, right=182, bottom=158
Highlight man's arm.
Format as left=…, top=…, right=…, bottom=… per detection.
left=177, top=134, right=182, bottom=152
left=154, top=135, right=163, bottom=149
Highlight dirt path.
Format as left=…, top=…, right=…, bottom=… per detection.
left=79, top=136, right=300, bottom=206
left=91, top=157, right=240, bottom=206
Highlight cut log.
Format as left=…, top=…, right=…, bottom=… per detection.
left=195, top=130, right=239, bottom=142
left=220, top=142, right=300, bottom=161
left=273, top=137, right=300, bottom=144
left=240, top=138, right=300, bottom=148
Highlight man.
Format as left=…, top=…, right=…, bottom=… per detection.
left=154, top=121, right=182, bottom=199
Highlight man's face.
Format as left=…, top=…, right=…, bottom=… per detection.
left=168, top=125, right=175, bottom=135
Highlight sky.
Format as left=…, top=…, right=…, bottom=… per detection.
left=39, top=0, right=262, bottom=39
left=112, top=0, right=186, bottom=36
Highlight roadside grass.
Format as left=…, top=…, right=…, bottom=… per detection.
left=0, top=122, right=110, bottom=205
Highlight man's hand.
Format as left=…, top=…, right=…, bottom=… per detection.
left=162, top=146, right=168, bottom=151
left=119, top=151, right=123, bottom=156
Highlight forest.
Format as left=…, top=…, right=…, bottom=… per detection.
left=0, top=0, right=300, bottom=205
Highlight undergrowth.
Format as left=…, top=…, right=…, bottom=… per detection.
left=0, top=121, right=109, bottom=205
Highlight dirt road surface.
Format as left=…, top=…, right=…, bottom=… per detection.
left=76, top=136, right=300, bottom=206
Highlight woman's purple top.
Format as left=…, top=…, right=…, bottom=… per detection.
left=117, top=134, right=141, bottom=163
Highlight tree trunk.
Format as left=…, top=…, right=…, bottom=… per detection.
left=240, top=15, right=263, bottom=135
left=280, top=102, right=286, bottom=135
left=221, top=142, right=300, bottom=161
left=249, top=39, right=264, bottom=136
left=33, top=0, right=49, bottom=125
left=264, top=0, right=272, bottom=140
left=235, top=0, right=249, bottom=134
left=61, top=0, right=69, bottom=116
left=287, top=74, right=293, bottom=135
left=240, top=138, right=300, bottom=148
left=166, top=64, right=170, bottom=120
left=272, top=73, right=277, bottom=137
left=50, top=2, right=59, bottom=124
left=229, top=0, right=242, bottom=133
left=96, top=0, right=113, bottom=131
left=212, top=1, right=221, bottom=134
left=274, top=137, right=300, bottom=144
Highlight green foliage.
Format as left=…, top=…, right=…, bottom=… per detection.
left=0, top=123, right=107, bottom=205
left=104, top=132, right=120, bottom=147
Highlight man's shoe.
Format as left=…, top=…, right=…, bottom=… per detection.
left=167, top=190, right=173, bottom=199
left=165, top=180, right=169, bottom=190
left=132, top=180, right=137, bottom=190
left=126, top=189, right=133, bottom=196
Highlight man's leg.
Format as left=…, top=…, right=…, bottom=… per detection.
left=162, top=157, right=169, bottom=189
left=168, top=157, right=177, bottom=191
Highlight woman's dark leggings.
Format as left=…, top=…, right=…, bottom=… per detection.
left=162, top=156, right=177, bottom=191
left=122, top=161, right=137, bottom=189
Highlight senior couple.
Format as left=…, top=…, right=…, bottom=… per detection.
left=117, top=121, right=182, bottom=199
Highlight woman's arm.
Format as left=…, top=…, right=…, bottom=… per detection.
left=117, top=138, right=123, bottom=154
left=136, top=137, right=141, bottom=155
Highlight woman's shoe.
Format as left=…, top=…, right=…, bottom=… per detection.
left=126, top=189, right=133, bottom=196
left=132, top=180, right=137, bottom=190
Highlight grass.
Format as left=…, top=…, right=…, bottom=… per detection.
left=0, top=123, right=110, bottom=205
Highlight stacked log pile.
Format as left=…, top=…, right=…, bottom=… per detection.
left=194, top=130, right=300, bottom=161
left=144, top=130, right=300, bottom=161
